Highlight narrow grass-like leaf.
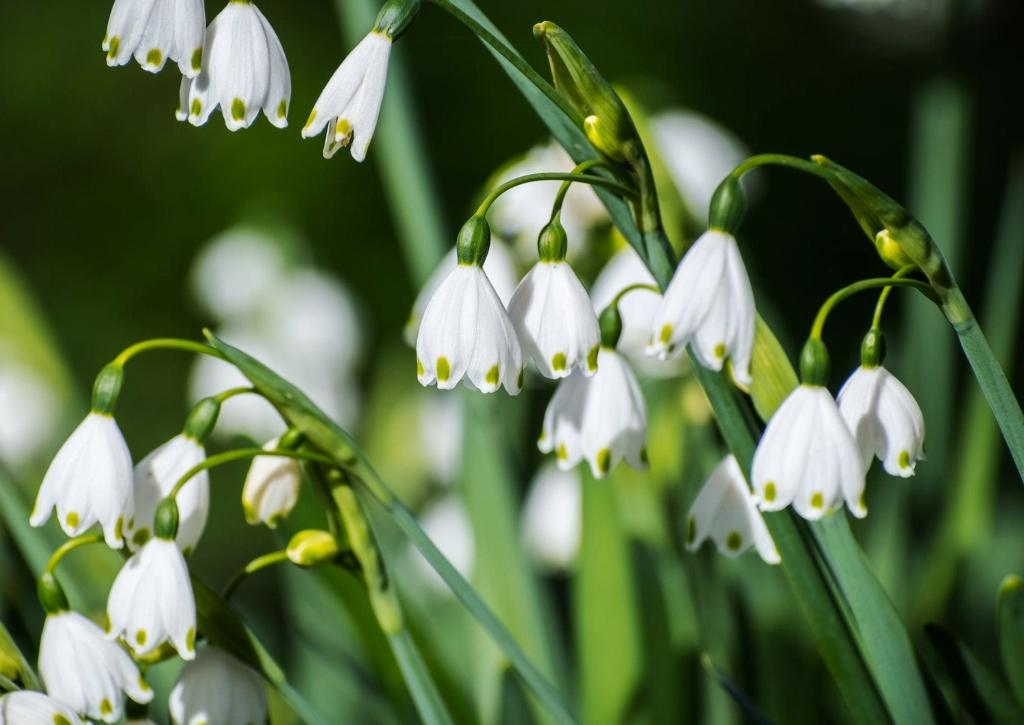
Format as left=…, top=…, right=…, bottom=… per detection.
left=700, top=653, right=771, bottom=725
left=998, top=575, right=1024, bottom=705
left=387, top=629, right=454, bottom=725
left=0, top=618, right=38, bottom=690
left=749, top=315, right=799, bottom=423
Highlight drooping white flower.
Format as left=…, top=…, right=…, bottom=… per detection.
left=686, top=455, right=779, bottom=564
left=522, top=464, right=581, bottom=571
left=107, top=537, right=197, bottom=660
left=648, top=230, right=756, bottom=385
left=416, top=264, right=523, bottom=394
left=751, top=385, right=866, bottom=520
left=103, top=0, right=206, bottom=77
left=169, top=645, right=267, bottom=725
left=31, top=412, right=133, bottom=548
left=242, top=437, right=300, bottom=527
left=181, top=0, right=291, bottom=131
left=405, top=239, right=518, bottom=346
left=837, top=365, right=925, bottom=477
left=39, top=610, right=153, bottom=723
left=509, top=260, right=600, bottom=379
left=302, top=32, right=392, bottom=161
left=0, top=690, right=85, bottom=725
left=128, top=434, right=209, bottom=554
left=539, top=347, right=647, bottom=478
left=409, top=495, right=475, bottom=595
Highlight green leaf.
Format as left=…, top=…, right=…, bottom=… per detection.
left=386, top=629, right=454, bottom=725
left=748, top=315, right=799, bottom=423
left=998, top=575, right=1024, bottom=705
left=207, top=333, right=577, bottom=725
left=0, top=617, right=38, bottom=690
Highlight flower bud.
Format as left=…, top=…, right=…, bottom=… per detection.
left=154, top=497, right=180, bottom=541
left=183, top=397, right=221, bottom=443
left=874, top=229, right=915, bottom=270
left=799, top=338, right=830, bottom=386
left=860, top=328, right=886, bottom=368
left=708, top=176, right=747, bottom=234
left=372, top=0, right=421, bottom=40
left=456, top=215, right=491, bottom=266
left=599, top=305, right=624, bottom=349
left=286, top=529, right=340, bottom=567
left=91, top=362, right=124, bottom=415
left=583, top=115, right=626, bottom=163
left=537, top=219, right=568, bottom=262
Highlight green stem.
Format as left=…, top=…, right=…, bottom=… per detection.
left=169, top=448, right=336, bottom=498
left=610, top=282, right=660, bottom=309
left=113, top=338, right=224, bottom=367
left=475, top=172, right=637, bottom=218
left=0, top=675, right=19, bottom=693
left=44, top=533, right=104, bottom=575
left=550, top=159, right=613, bottom=220
left=811, top=278, right=936, bottom=341
left=730, top=153, right=836, bottom=182
left=872, top=266, right=917, bottom=329
left=212, top=386, right=257, bottom=404
left=222, top=550, right=290, bottom=600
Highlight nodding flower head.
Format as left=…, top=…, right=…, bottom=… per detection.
left=103, top=0, right=206, bottom=78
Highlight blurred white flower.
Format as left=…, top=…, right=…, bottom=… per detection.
left=0, top=690, right=85, bottom=725
left=169, top=645, right=267, bottom=725
left=410, top=495, right=475, bottom=594
left=405, top=239, right=518, bottom=346
left=31, top=412, right=133, bottom=548
left=416, top=264, right=523, bottom=394
left=837, top=365, right=925, bottom=476
left=522, top=464, right=581, bottom=572
left=103, top=0, right=205, bottom=77
left=107, top=538, right=196, bottom=660
left=539, top=347, right=647, bottom=479
left=180, top=0, right=290, bottom=130
left=191, top=228, right=289, bottom=322
left=303, top=32, right=392, bottom=161
left=417, top=392, right=464, bottom=484
left=686, top=455, right=779, bottom=564
left=242, top=437, right=301, bottom=527
left=39, top=610, right=153, bottom=723
left=0, top=362, right=60, bottom=466
left=650, top=110, right=749, bottom=224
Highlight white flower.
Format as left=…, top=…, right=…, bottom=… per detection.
left=0, top=362, right=61, bottom=466
left=107, top=537, right=197, bottom=660
left=242, top=437, right=300, bottom=527
left=416, top=264, right=523, bottom=394
left=128, top=434, right=209, bottom=554
left=647, top=230, right=756, bottom=385
left=686, top=455, right=779, bottom=564
left=190, top=227, right=289, bottom=322
left=302, top=32, right=392, bottom=161
left=418, top=392, right=464, bottom=484
left=837, top=365, right=925, bottom=477
left=409, top=496, right=475, bottom=595
left=405, top=239, right=518, bottom=346
left=169, top=645, right=267, bottom=725
left=650, top=110, right=749, bottom=225
left=0, top=690, right=85, bottom=725
left=181, top=0, right=291, bottom=131
left=538, top=347, right=647, bottom=478
left=508, top=260, right=600, bottom=379
left=31, top=412, right=133, bottom=548
left=522, top=464, right=581, bottom=571
left=751, top=385, right=866, bottom=520
left=39, top=610, right=153, bottom=723
left=103, top=0, right=206, bottom=77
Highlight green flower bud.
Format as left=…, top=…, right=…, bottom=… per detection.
left=860, top=328, right=886, bottom=368
left=799, top=338, right=830, bottom=386
left=91, top=362, right=124, bottom=416
left=598, top=305, right=624, bottom=349
left=708, top=176, right=747, bottom=234
left=279, top=428, right=305, bottom=450
left=37, top=572, right=69, bottom=615
left=537, top=220, right=568, bottom=262
left=183, top=397, right=221, bottom=443
left=286, top=530, right=340, bottom=567
left=584, top=115, right=626, bottom=163
left=372, top=0, right=421, bottom=40
left=874, top=229, right=915, bottom=270
left=154, top=497, right=180, bottom=541
left=456, top=215, right=491, bottom=266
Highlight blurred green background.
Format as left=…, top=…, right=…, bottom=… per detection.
left=2, top=0, right=1024, bottom=722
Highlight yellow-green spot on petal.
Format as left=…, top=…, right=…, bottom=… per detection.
left=899, top=450, right=911, bottom=469
left=276, top=100, right=288, bottom=119
left=100, top=698, right=113, bottom=716
left=191, top=47, right=203, bottom=71
left=416, top=358, right=424, bottom=377
left=859, top=493, right=867, bottom=513
left=436, top=356, right=451, bottom=383
left=303, top=109, right=317, bottom=131
left=107, top=36, right=120, bottom=60
left=810, top=492, right=824, bottom=509
left=146, top=48, right=162, bottom=67
left=714, top=342, right=726, bottom=359
left=726, top=531, right=743, bottom=551
left=65, top=512, right=79, bottom=529
left=186, top=626, right=196, bottom=652
left=538, top=429, right=547, bottom=443
left=231, top=98, right=246, bottom=121
left=764, top=482, right=777, bottom=503
left=551, top=353, right=567, bottom=372
left=586, top=345, right=599, bottom=371
left=182, top=546, right=193, bottom=558
left=190, top=98, right=202, bottom=117
left=687, top=517, right=696, bottom=544
left=517, top=368, right=525, bottom=389
left=485, top=364, right=500, bottom=386
left=596, top=448, right=612, bottom=474
left=55, top=717, right=73, bottom=725
left=115, top=515, right=124, bottom=542
left=659, top=323, right=673, bottom=344
left=136, top=629, right=147, bottom=646
left=556, top=443, right=568, bottom=461
left=132, top=528, right=150, bottom=547
left=335, top=118, right=352, bottom=139
left=139, top=675, right=151, bottom=692
left=104, top=613, right=111, bottom=634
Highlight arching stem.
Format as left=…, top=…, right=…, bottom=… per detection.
left=475, top=172, right=636, bottom=218
left=811, top=277, right=936, bottom=341
left=222, top=550, right=290, bottom=600
left=113, top=338, right=224, bottom=367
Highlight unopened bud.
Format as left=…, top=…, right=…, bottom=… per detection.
left=286, top=530, right=340, bottom=567
left=860, top=328, right=886, bottom=368
left=91, top=363, right=124, bottom=415
left=598, top=305, right=624, bottom=349
left=537, top=220, right=568, bottom=262
left=183, top=397, right=221, bottom=443
left=456, top=215, right=491, bottom=266
left=799, top=338, right=830, bottom=387
left=154, top=497, right=180, bottom=541
left=372, top=0, right=421, bottom=40
left=708, top=176, right=747, bottom=234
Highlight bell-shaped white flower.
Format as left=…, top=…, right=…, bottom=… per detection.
left=242, top=437, right=301, bottom=527
left=169, top=645, right=267, bottom=725
left=39, top=610, right=153, bottom=723
left=838, top=365, right=925, bottom=477
left=522, top=464, right=581, bottom=571
left=416, top=264, right=523, bottom=394
left=103, top=0, right=206, bottom=77
left=127, top=434, right=209, bottom=554
left=302, top=32, right=392, bottom=161
left=647, top=230, right=755, bottom=385
left=509, top=259, right=600, bottom=379
left=182, top=0, right=291, bottom=131
left=751, top=385, right=866, bottom=520
left=31, top=412, right=133, bottom=548
left=107, top=537, right=197, bottom=660
left=405, top=239, right=518, bottom=346
left=687, top=455, right=779, bottom=564
left=538, top=347, right=647, bottom=478
left=0, top=690, right=85, bottom=725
